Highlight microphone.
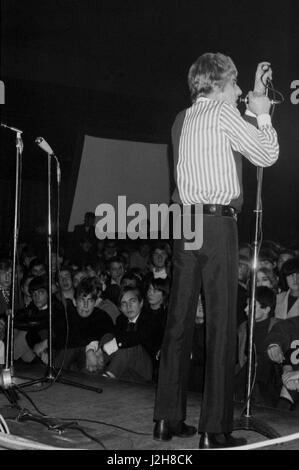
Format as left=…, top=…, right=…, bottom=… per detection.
left=239, top=96, right=282, bottom=105
left=35, top=137, right=61, bottom=183
left=35, top=137, right=55, bottom=155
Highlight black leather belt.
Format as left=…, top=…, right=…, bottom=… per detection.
left=203, top=204, right=237, bottom=218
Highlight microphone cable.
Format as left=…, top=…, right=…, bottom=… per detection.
left=261, top=72, right=284, bottom=118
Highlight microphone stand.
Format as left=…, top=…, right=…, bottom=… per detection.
left=16, top=151, right=103, bottom=394
left=0, top=132, right=101, bottom=433
left=234, top=167, right=279, bottom=439
left=234, top=84, right=280, bottom=439
left=0, top=126, right=24, bottom=405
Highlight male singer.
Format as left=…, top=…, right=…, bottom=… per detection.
left=153, top=53, right=279, bottom=448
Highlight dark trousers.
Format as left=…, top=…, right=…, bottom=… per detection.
left=153, top=214, right=238, bottom=434
left=107, top=345, right=153, bottom=382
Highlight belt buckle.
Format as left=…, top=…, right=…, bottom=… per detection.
left=209, top=204, right=217, bottom=214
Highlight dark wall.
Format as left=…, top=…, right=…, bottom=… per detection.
left=1, top=1, right=299, bottom=247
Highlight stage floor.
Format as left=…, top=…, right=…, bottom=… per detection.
left=0, top=363, right=299, bottom=451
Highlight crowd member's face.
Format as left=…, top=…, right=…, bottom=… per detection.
left=152, top=249, right=167, bottom=269
left=76, top=294, right=96, bottom=317
left=258, top=259, right=275, bottom=271
left=120, top=291, right=143, bottom=321
left=0, top=268, right=12, bottom=289
left=256, top=271, right=272, bottom=289
left=73, top=271, right=87, bottom=288
left=287, top=272, right=299, bottom=291
left=147, top=284, right=163, bottom=308
left=217, top=73, right=242, bottom=107
left=110, top=262, right=124, bottom=282
left=245, top=299, right=270, bottom=322
left=59, top=270, right=73, bottom=291
left=32, top=288, right=48, bottom=310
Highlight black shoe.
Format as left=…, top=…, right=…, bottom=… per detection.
left=199, top=432, right=247, bottom=449
left=153, top=420, right=196, bottom=441
left=172, top=421, right=197, bottom=438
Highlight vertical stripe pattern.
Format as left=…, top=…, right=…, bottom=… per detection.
left=177, top=98, right=279, bottom=205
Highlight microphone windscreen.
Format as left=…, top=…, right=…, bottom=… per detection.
left=35, top=137, right=54, bottom=155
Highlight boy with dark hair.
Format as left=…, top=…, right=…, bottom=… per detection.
left=14, top=275, right=55, bottom=363
left=235, top=286, right=280, bottom=406
left=33, top=277, right=114, bottom=372
left=275, top=258, right=299, bottom=319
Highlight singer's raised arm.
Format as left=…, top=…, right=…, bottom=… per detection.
left=220, top=101, right=279, bottom=167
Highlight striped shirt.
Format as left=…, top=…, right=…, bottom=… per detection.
left=176, top=97, right=279, bottom=206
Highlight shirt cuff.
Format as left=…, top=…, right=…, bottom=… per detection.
left=257, top=114, right=272, bottom=128
left=245, top=109, right=256, bottom=118
left=85, top=340, right=99, bottom=353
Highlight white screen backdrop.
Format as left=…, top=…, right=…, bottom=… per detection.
left=68, top=135, right=170, bottom=232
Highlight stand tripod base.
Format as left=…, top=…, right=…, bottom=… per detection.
left=1, top=365, right=103, bottom=396
left=16, top=367, right=103, bottom=394
left=234, top=415, right=280, bottom=439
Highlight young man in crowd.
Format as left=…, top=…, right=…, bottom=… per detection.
left=100, top=286, right=163, bottom=382
left=235, top=286, right=280, bottom=406
left=33, top=277, right=114, bottom=373
left=14, top=275, right=59, bottom=363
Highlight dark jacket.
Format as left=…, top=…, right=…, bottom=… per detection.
left=114, top=309, right=163, bottom=359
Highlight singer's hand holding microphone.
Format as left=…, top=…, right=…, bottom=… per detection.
left=244, top=91, right=272, bottom=116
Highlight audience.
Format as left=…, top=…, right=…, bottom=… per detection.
left=3, top=214, right=299, bottom=412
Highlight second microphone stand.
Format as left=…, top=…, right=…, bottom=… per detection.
left=16, top=152, right=103, bottom=394
left=233, top=167, right=279, bottom=440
